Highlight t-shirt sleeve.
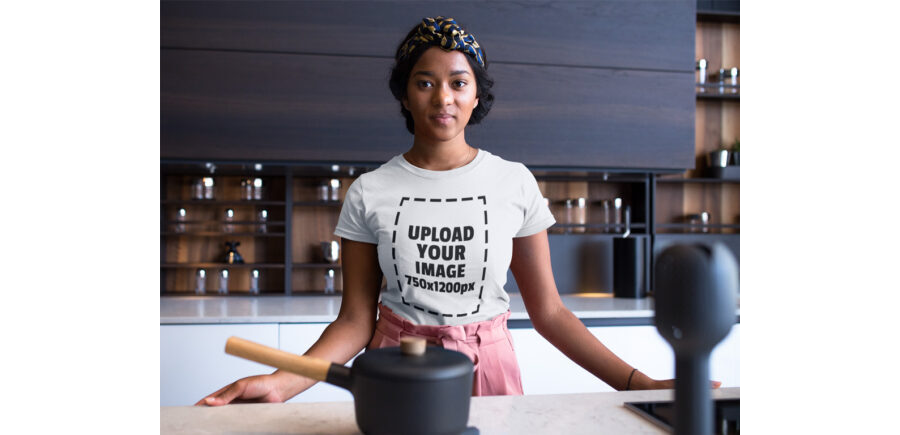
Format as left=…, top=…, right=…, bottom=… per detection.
left=334, top=176, right=378, bottom=244
left=515, top=164, right=556, bottom=237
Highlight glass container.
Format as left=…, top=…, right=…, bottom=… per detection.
left=250, top=269, right=260, bottom=295
left=257, top=209, right=268, bottom=233
left=324, top=269, right=335, bottom=294
left=175, top=208, right=186, bottom=233
left=202, top=177, right=215, bottom=200
left=195, top=269, right=206, bottom=295
left=329, top=179, right=341, bottom=201
left=253, top=178, right=263, bottom=200
left=218, top=269, right=229, bottom=295
left=223, top=208, right=234, bottom=233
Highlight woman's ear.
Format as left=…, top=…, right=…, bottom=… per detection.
left=402, top=97, right=409, bottom=111
left=474, top=97, right=479, bottom=109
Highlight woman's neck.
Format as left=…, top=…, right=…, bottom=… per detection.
left=404, top=138, right=476, bottom=171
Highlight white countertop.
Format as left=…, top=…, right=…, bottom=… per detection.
left=161, top=387, right=739, bottom=434
left=160, top=293, right=662, bottom=324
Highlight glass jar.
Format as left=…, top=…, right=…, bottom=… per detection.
left=191, top=179, right=204, bottom=200
left=202, top=177, right=215, bottom=200
left=257, top=209, right=268, bottom=233
left=252, top=178, right=263, bottom=200
left=240, top=178, right=253, bottom=200
left=565, top=198, right=587, bottom=233
left=195, top=269, right=207, bottom=295
left=696, top=58, right=708, bottom=93
left=218, top=269, right=229, bottom=295
left=324, top=269, right=335, bottom=294
left=250, top=269, right=260, bottom=295
left=329, top=179, right=341, bottom=201
left=223, top=208, right=235, bottom=233
left=727, top=67, right=739, bottom=93
left=175, top=208, right=187, bottom=233
left=317, top=182, right=330, bottom=202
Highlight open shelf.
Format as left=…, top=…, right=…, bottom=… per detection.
left=161, top=200, right=286, bottom=206
left=292, top=263, right=342, bottom=269
left=656, top=177, right=740, bottom=184
left=161, top=232, right=285, bottom=237
left=161, top=263, right=285, bottom=269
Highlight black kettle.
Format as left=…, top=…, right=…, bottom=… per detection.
left=225, top=336, right=475, bottom=435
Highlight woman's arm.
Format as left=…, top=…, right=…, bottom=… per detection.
left=198, top=238, right=383, bottom=405
left=273, top=237, right=384, bottom=397
left=509, top=230, right=669, bottom=390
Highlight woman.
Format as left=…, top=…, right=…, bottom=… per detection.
left=199, top=16, right=709, bottom=405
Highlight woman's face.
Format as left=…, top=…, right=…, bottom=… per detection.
left=403, top=47, right=479, bottom=143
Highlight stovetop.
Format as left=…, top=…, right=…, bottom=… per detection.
left=624, top=398, right=739, bottom=434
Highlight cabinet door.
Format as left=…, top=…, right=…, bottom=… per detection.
left=278, top=323, right=362, bottom=403
left=160, top=324, right=279, bottom=406
left=510, top=324, right=739, bottom=395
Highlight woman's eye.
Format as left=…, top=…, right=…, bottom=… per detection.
left=418, top=81, right=433, bottom=88
left=454, top=80, right=467, bottom=88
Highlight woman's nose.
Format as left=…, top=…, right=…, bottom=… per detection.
left=432, top=84, right=453, bottom=106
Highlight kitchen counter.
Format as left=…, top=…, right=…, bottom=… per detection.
left=161, top=387, right=739, bottom=434
left=160, top=293, right=675, bottom=326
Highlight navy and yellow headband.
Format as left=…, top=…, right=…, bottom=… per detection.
left=398, top=16, right=485, bottom=68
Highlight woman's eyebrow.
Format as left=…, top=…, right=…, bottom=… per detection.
left=412, top=70, right=471, bottom=77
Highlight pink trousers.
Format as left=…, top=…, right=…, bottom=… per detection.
left=366, top=303, right=524, bottom=396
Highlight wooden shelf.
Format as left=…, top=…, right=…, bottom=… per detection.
left=162, top=220, right=285, bottom=225
left=161, top=200, right=286, bottom=206
left=293, top=201, right=343, bottom=207
left=656, top=177, right=740, bottom=184
left=161, top=263, right=285, bottom=269
left=161, top=232, right=285, bottom=237
left=292, top=263, right=342, bottom=269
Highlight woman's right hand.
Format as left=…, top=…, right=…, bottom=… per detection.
left=195, top=373, right=291, bottom=406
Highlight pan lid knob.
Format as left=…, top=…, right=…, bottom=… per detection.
left=400, top=336, right=427, bottom=356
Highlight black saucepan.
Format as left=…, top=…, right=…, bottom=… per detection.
left=225, top=336, right=475, bottom=435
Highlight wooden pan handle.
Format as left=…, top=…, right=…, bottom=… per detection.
left=225, top=336, right=332, bottom=382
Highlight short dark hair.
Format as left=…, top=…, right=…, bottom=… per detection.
left=388, top=25, right=495, bottom=135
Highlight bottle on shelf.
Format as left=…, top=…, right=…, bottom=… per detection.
left=218, top=269, right=229, bottom=295
left=175, top=208, right=187, bottom=233
left=202, top=177, right=215, bottom=200
left=250, top=269, right=260, bottom=295
left=564, top=198, right=587, bottom=233
left=329, top=179, right=341, bottom=201
left=195, top=269, right=207, bottom=295
left=257, top=209, right=268, bottom=233
left=241, top=178, right=254, bottom=200
left=696, top=58, right=708, bottom=93
left=324, top=269, right=336, bottom=294
left=223, top=208, right=235, bottom=233
left=253, top=178, right=264, bottom=200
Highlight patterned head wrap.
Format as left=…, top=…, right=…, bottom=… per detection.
left=397, top=16, right=485, bottom=68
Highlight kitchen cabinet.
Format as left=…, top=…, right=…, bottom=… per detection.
left=511, top=324, right=739, bottom=395
left=278, top=323, right=361, bottom=403
left=160, top=323, right=279, bottom=406
left=160, top=318, right=739, bottom=406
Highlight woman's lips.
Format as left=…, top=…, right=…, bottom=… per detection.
left=430, top=114, right=454, bottom=125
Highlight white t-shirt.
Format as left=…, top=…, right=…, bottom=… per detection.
left=334, top=149, right=555, bottom=325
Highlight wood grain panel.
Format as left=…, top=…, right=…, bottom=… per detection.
left=161, top=0, right=695, bottom=72
left=162, top=50, right=695, bottom=169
